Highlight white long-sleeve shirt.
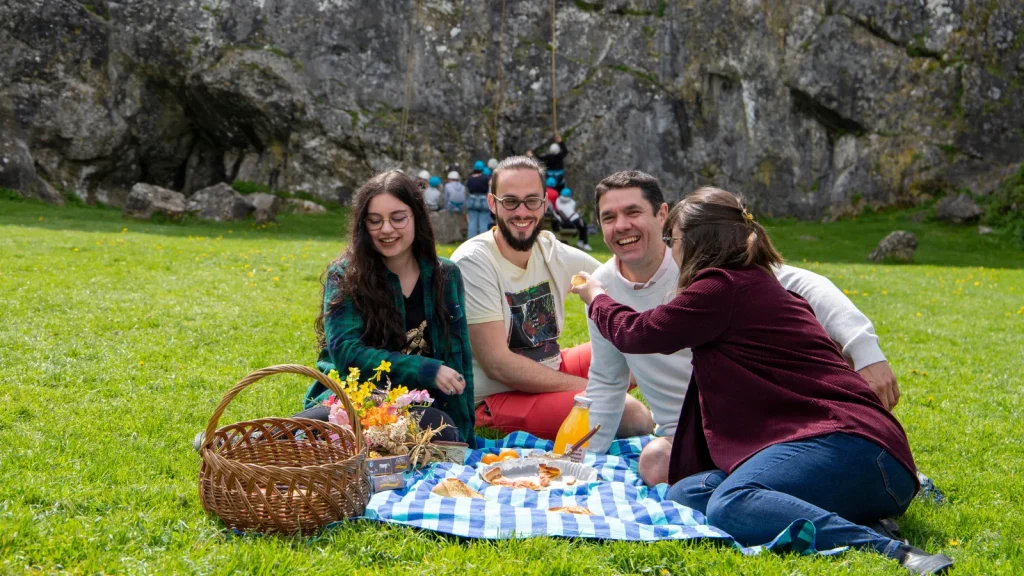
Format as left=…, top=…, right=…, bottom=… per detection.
left=585, top=249, right=887, bottom=453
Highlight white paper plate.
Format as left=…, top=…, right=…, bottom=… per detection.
left=477, top=458, right=598, bottom=490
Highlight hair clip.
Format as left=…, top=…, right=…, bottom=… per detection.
left=742, top=209, right=754, bottom=222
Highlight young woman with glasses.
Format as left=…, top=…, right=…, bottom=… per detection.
left=300, top=170, right=476, bottom=444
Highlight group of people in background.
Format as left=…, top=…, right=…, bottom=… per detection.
left=409, top=134, right=591, bottom=251
left=297, top=144, right=953, bottom=574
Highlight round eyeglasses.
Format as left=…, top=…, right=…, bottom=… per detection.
left=365, top=213, right=411, bottom=231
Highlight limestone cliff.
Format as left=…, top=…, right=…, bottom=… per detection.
left=1, top=0, right=1021, bottom=217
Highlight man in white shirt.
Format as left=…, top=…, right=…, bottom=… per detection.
left=586, top=170, right=902, bottom=486
left=452, top=157, right=655, bottom=441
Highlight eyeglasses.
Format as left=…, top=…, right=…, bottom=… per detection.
left=365, top=213, right=411, bottom=230
left=663, top=236, right=684, bottom=247
left=491, top=193, right=546, bottom=211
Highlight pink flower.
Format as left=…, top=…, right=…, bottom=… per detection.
left=323, top=395, right=340, bottom=407
left=400, top=389, right=434, bottom=406
left=328, top=403, right=350, bottom=426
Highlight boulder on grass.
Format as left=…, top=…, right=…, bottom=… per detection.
left=123, top=183, right=186, bottom=220
left=430, top=210, right=467, bottom=244
left=868, top=231, right=918, bottom=263
left=246, top=192, right=283, bottom=215
left=285, top=198, right=327, bottom=215
left=186, top=183, right=254, bottom=221
left=935, top=194, right=984, bottom=224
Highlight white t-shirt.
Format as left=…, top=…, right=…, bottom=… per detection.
left=452, top=230, right=600, bottom=402
left=585, top=249, right=888, bottom=453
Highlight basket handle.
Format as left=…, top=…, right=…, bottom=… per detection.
left=202, top=364, right=364, bottom=453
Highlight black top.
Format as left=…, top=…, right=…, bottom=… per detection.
left=402, top=276, right=431, bottom=357
left=466, top=173, right=489, bottom=196
left=538, top=140, right=569, bottom=171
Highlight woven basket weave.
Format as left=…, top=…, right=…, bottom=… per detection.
left=198, top=364, right=370, bottom=535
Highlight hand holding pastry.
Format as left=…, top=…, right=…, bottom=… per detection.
left=570, top=272, right=605, bottom=305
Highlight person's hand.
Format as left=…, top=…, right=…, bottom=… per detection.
left=434, top=365, right=466, bottom=395
left=858, top=361, right=900, bottom=411
left=569, top=271, right=606, bottom=305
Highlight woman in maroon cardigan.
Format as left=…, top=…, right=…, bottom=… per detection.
left=572, top=187, right=951, bottom=574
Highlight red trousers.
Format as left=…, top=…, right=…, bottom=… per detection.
left=475, top=343, right=592, bottom=441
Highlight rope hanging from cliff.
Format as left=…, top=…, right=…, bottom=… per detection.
left=491, top=0, right=506, bottom=158
left=550, top=0, right=558, bottom=135
left=398, top=0, right=420, bottom=163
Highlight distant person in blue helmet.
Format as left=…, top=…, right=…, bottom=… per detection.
left=465, top=160, right=491, bottom=238
left=424, top=175, right=442, bottom=211
left=555, top=187, right=592, bottom=252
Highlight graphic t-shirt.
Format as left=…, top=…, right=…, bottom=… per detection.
left=452, top=230, right=600, bottom=402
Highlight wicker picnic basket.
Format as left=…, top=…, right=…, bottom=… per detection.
left=198, top=364, right=370, bottom=535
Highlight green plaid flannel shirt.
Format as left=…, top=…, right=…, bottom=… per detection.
left=304, top=256, right=475, bottom=444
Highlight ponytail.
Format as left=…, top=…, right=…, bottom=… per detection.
left=670, top=187, right=784, bottom=291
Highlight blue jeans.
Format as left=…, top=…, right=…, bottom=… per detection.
left=666, top=433, right=916, bottom=556
left=467, top=209, right=490, bottom=238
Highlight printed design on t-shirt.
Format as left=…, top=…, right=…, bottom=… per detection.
left=504, top=281, right=560, bottom=363
left=401, top=320, right=432, bottom=357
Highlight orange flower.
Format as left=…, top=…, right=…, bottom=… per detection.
left=361, top=405, right=398, bottom=428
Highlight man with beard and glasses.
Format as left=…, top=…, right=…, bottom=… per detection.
left=584, top=170, right=904, bottom=487
left=452, top=156, right=655, bottom=440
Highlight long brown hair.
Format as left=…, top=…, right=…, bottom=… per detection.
left=315, top=170, right=450, bottom=351
left=664, top=186, right=784, bottom=291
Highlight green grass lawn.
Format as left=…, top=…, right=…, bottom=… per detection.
left=1, top=199, right=1022, bottom=574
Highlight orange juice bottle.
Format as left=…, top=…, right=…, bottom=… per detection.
left=553, top=396, right=592, bottom=462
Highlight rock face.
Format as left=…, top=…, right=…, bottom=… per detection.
left=430, top=211, right=467, bottom=245
left=123, top=183, right=185, bottom=220
left=869, top=231, right=918, bottom=262
left=186, top=183, right=254, bottom=221
left=935, top=193, right=984, bottom=224
left=0, top=132, right=64, bottom=205
left=1, top=0, right=1021, bottom=218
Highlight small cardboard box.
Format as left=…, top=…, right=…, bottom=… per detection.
left=366, top=454, right=410, bottom=476
left=371, top=472, right=408, bottom=493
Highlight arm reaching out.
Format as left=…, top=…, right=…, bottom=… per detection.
left=581, top=270, right=733, bottom=355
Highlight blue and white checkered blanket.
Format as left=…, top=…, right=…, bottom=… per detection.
left=361, top=432, right=843, bottom=555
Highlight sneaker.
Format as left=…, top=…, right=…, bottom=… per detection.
left=898, top=545, right=954, bottom=574
left=577, top=241, right=593, bottom=252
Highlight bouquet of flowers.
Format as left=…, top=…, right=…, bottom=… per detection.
left=322, top=361, right=447, bottom=464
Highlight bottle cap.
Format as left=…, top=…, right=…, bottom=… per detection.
left=573, top=395, right=593, bottom=408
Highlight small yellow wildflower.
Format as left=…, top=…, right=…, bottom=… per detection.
left=973, top=282, right=980, bottom=287
left=348, top=367, right=361, bottom=381
left=882, top=290, right=888, bottom=295
left=948, top=539, right=960, bottom=547
left=377, top=360, right=392, bottom=373
left=121, top=227, right=128, bottom=233
left=916, top=312, right=922, bottom=317
left=273, top=276, right=279, bottom=282
left=327, top=369, right=341, bottom=384
left=72, top=247, right=79, bottom=252
left=843, top=289, right=850, bottom=295
left=388, top=385, right=410, bottom=404
left=138, top=360, right=144, bottom=366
